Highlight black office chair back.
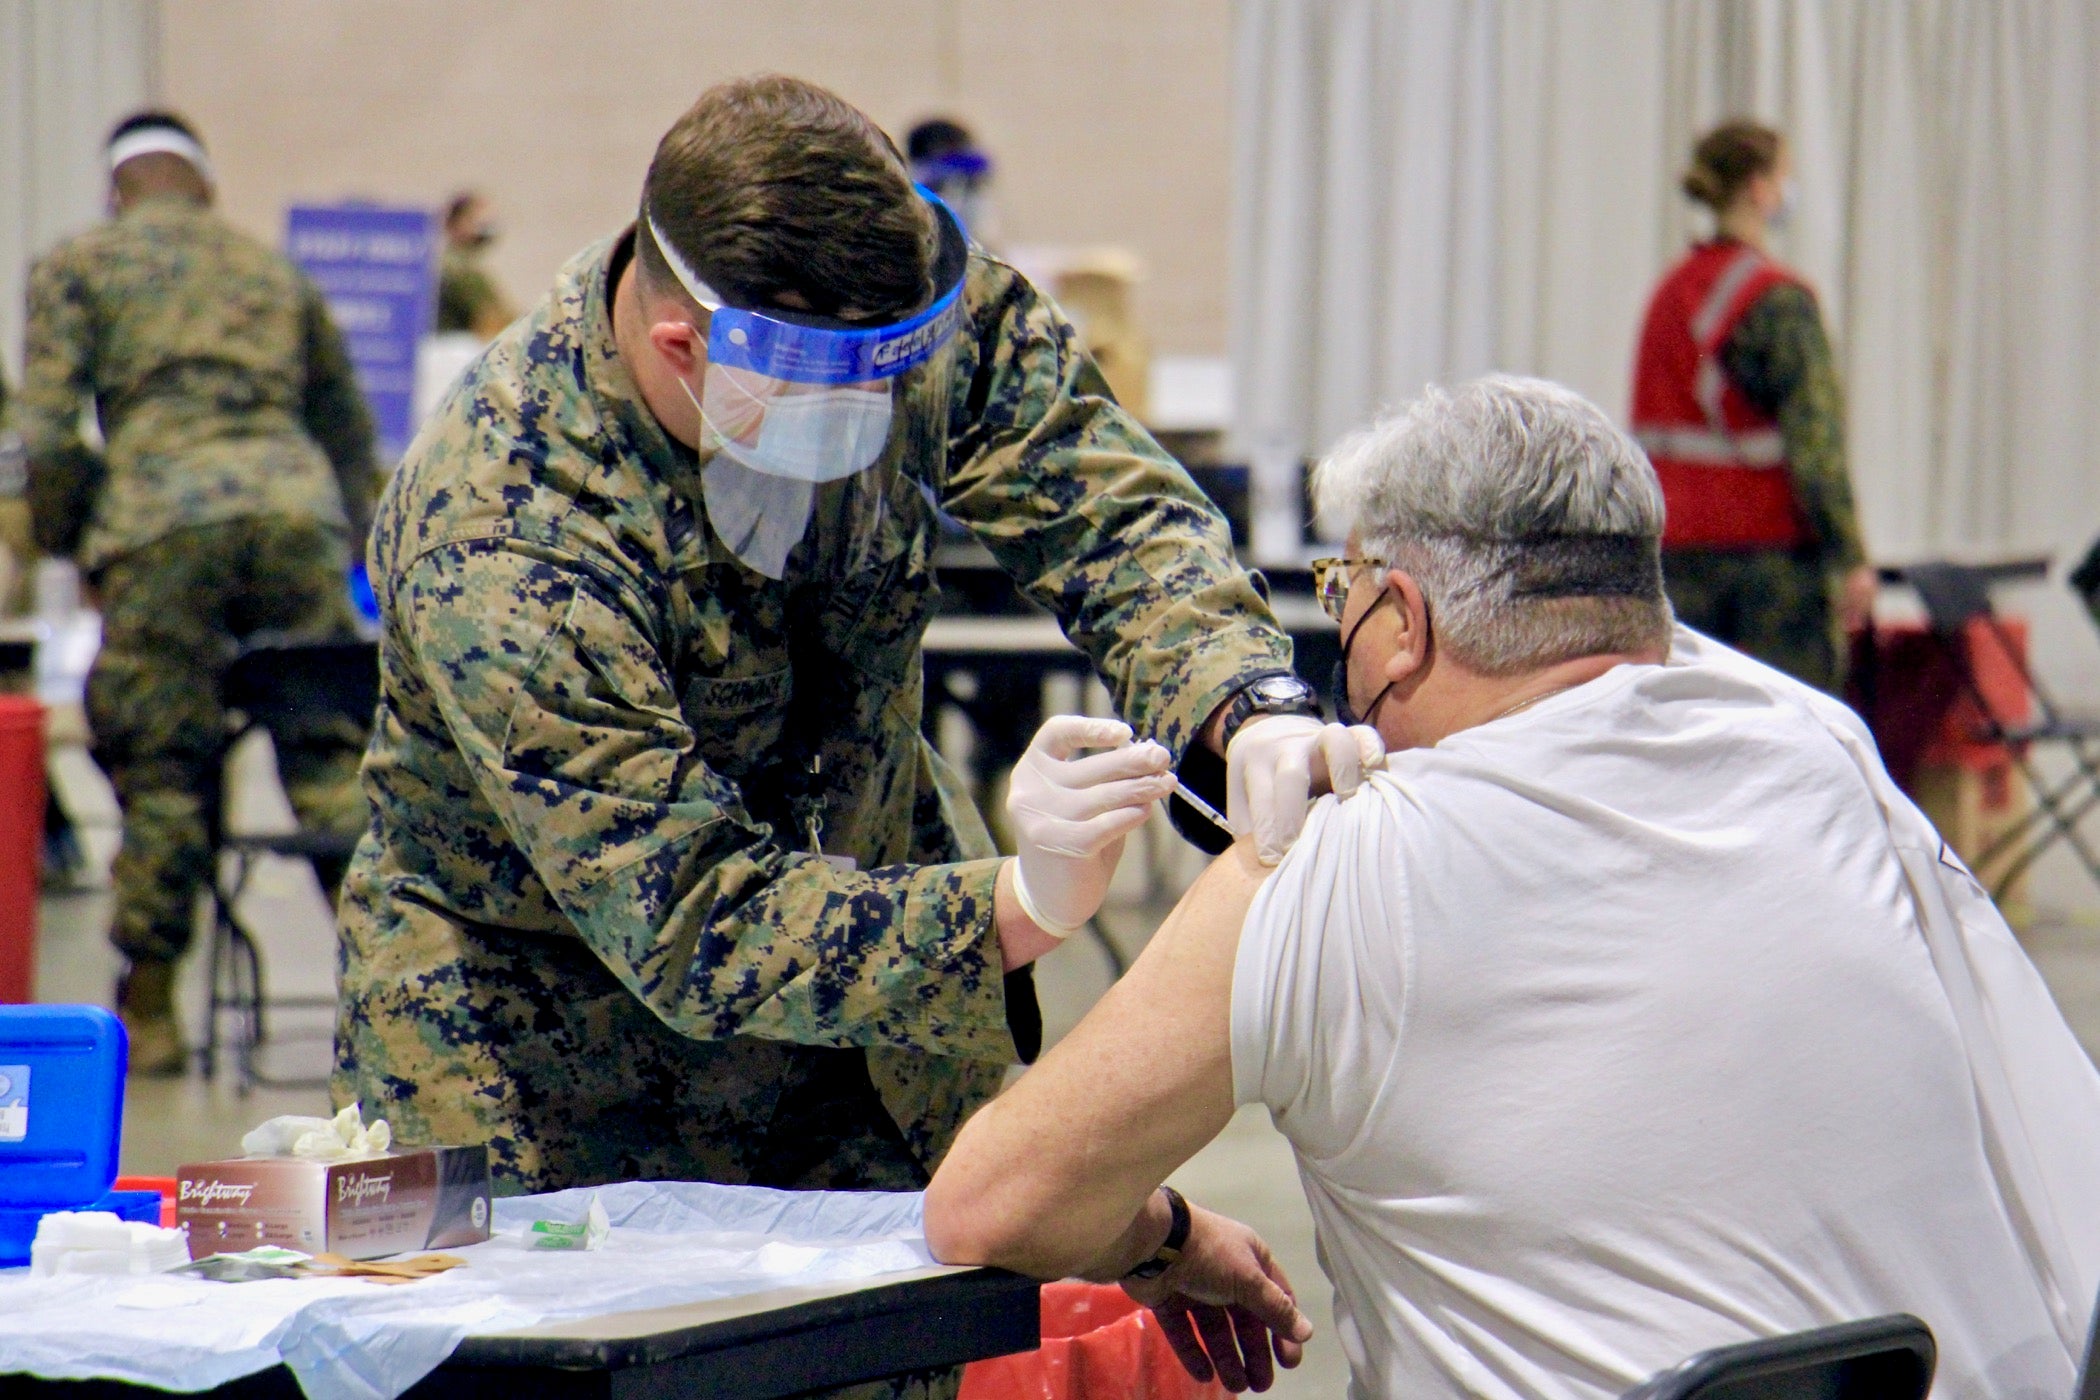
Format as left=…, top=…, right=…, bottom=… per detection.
left=2069, top=538, right=2100, bottom=620
left=221, top=638, right=379, bottom=735
left=1899, top=559, right=2075, bottom=740
left=1621, top=1315, right=1934, bottom=1400
left=1902, top=563, right=1998, bottom=640
left=2075, top=1278, right=2100, bottom=1400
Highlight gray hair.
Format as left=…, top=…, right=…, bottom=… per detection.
left=1313, top=374, right=1672, bottom=675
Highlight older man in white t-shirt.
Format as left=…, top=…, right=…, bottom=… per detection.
left=924, top=374, right=2100, bottom=1398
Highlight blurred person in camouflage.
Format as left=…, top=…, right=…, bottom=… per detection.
left=17, top=112, right=380, bottom=1073
left=338, top=80, right=1370, bottom=1395
left=433, top=190, right=517, bottom=340
left=0, top=369, right=86, bottom=890
left=0, top=368, right=30, bottom=615
left=1631, top=120, right=1875, bottom=692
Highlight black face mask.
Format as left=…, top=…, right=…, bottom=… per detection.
left=1330, top=585, right=1396, bottom=728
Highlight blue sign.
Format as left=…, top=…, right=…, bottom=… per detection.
left=285, top=204, right=437, bottom=461
left=0, top=1065, right=25, bottom=1143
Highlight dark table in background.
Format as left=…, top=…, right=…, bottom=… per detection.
left=924, top=544, right=1337, bottom=801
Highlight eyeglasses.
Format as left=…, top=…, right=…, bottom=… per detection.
left=1309, top=556, right=1388, bottom=623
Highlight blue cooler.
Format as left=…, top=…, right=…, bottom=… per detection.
left=0, top=1005, right=132, bottom=1267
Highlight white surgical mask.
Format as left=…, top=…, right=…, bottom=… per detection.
left=747, top=387, right=895, bottom=480
left=1771, top=176, right=1799, bottom=229
left=684, top=377, right=894, bottom=479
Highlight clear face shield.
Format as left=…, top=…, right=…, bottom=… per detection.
left=646, top=189, right=968, bottom=579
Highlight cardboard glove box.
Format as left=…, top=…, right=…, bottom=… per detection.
left=176, top=1145, right=491, bottom=1260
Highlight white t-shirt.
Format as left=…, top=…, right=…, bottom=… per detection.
left=1232, top=629, right=2100, bottom=1399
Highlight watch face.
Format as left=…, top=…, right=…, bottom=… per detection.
left=1254, top=676, right=1313, bottom=704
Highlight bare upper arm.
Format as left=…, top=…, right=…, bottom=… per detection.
left=928, top=840, right=1275, bottom=1271
left=1065, top=838, right=1270, bottom=1148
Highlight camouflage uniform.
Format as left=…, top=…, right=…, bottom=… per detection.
left=1662, top=281, right=1867, bottom=692
left=335, top=228, right=1291, bottom=1204
left=17, top=192, right=380, bottom=969
left=435, top=247, right=514, bottom=337
left=0, top=371, right=30, bottom=617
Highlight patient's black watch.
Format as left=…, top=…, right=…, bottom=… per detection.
left=1125, top=1185, right=1192, bottom=1280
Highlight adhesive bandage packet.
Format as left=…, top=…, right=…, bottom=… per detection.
left=527, top=1194, right=610, bottom=1251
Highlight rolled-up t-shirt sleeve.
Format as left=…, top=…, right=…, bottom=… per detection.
left=1231, top=784, right=1412, bottom=1166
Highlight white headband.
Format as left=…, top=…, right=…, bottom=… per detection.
left=107, top=127, right=212, bottom=180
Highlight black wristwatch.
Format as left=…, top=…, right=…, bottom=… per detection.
left=1125, top=1185, right=1192, bottom=1280
left=1217, top=673, right=1322, bottom=752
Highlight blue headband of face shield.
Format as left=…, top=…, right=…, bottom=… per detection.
left=644, top=187, right=967, bottom=389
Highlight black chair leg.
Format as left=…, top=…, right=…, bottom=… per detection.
left=199, top=900, right=225, bottom=1079
left=2006, top=752, right=2100, bottom=892
left=203, top=849, right=263, bottom=1091
left=1990, top=781, right=2100, bottom=903
left=233, top=923, right=263, bottom=1097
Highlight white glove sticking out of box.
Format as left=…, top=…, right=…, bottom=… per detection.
left=240, top=1101, right=392, bottom=1161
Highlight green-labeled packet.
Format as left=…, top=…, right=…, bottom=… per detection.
left=528, top=1194, right=609, bottom=1251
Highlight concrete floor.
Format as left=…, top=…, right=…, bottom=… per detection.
left=31, top=732, right=2100, bottom=1399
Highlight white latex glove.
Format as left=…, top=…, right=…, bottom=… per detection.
left=1226, top=716, right=1387, bottom=865
left=240, top=1102, right=391, bottom=1161
left=1006, top=715, right=1173, bottom=936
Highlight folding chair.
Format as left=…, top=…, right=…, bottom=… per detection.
left=1893, top=561, right=2100, bottom=902
left=1622, top=1314, right=1935, bottom=1400
left=199, top=637, right=377, bottom=1094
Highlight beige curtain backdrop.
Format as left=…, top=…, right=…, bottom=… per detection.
left=151, top=0, right=1234, bottom=359
left=1232, top=1, right=2100, bottom=688
left=0, top=0, right=157, bottom=384
left=1662, top=1, right=2100, bottom=571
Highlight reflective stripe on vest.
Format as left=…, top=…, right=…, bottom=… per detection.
left=1690, top=247, right=1769, bottom=348
left=1688, top=247, right=1772, bottom=465
left=1634, top=426, right=1786, bottom=468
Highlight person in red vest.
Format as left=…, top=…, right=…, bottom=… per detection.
left=1631, top=120, right=1874, bottom=692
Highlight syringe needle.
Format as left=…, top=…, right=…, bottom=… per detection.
left=1170, top=776, right=1234, bottom=838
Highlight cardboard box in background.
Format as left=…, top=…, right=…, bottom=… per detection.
left=177, top=1146, right=490, bottom=1261
left=1004, top=246, right=1149, bottom=420
left=1913, top=760, right=2033, bottom=926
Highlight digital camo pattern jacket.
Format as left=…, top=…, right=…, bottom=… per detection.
left=1720, top=280, right=1866, bottom=572
left=336, top=229, right=1293, bottom=1192
left=16, top=193, right=377, bottom=569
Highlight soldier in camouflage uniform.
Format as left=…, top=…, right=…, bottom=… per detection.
left=17, top=112, right=379, bottom=1072
left=0, top=369, right=32, bottom=617
left=1636, top=122, right=1874, bottom=694
left=434, top=191, right=518, bottom=340
left=337, top=80, right=1312, bottom=1393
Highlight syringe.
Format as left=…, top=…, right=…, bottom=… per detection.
left=1169, top=777, right=1234, bottom=839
